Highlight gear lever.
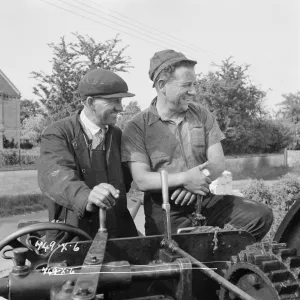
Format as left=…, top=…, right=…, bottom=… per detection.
left=160, top=170, right=172, bottom=241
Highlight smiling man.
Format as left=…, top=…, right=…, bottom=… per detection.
left=38, top=68, right=138, bottom=241
left=121, top=49, right=273, bottom=241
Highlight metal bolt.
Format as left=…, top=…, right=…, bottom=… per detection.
left=62, top=280, right=74, bottom=293
left=76, top=287, right=90, bottom=296
left=246, top=274, right=262, bottom=288
left=91, top=256, right=98, bottom=263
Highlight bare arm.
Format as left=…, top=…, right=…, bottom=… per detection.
left=128, top=161, right=211, bottom=195
left=170, top=143, right=225, bottom=205
left=203, top=142, right=225, bottom=181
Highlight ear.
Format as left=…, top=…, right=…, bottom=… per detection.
left=86, top=96, right=95, bottom=110
left=157, top=79, right=167, bottom=94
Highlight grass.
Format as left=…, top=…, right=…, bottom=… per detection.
left=231, top=166, right=291, bottom=181
left=0, top=164, right=37, bottom=171
left=0, top=193, right=47, bottom=217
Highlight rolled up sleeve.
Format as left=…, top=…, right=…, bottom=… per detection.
left=121, top=120, right=150, bottom=165
left=202, top=108, right=226, bottom=148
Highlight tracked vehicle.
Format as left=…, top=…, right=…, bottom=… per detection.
left=1, top=170, right=300, bottom=300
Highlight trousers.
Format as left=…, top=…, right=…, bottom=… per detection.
left=144, top=193, right=274, bottom=242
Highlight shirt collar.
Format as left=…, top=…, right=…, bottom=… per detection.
left=80, top=109, right=108, bottom=137
left=147, top=98, right=160, bottom=126
left=147, top=97, right=189, bottom=126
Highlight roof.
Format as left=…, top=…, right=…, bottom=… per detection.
left=0, top=69, right=21, bottom=97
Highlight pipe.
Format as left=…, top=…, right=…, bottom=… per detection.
left=162, top=240, right=256, bottom=300
left=131, top=263, right=180, bottom=281
left=0, top=261, right=181, bottom=300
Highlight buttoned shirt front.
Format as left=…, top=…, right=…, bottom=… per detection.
left=121, top=98, right=225, bottom=174
left=80, top=109, right=108, bottom=151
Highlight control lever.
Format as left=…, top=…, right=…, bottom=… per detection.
left=160, top=170, right=172, bottom=241
left=99, top=207, right=107, bottom=233
left=195, top=168, right=210, bottom=226
left=72, top=207, right=108, bottom=299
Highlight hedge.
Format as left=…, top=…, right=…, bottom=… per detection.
left=0, top=150, right=39, bottom=167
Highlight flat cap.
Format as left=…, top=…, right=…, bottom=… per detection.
left=149, top=49, right=197, bottom=86
left=78, top=68, right=135, bottom=98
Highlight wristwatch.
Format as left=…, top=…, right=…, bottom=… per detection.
left=202, top=169, right=211, bottom=177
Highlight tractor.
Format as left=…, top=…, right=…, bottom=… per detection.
left=1, top=170, right=300, bottom=300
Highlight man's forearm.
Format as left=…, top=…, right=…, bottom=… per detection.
left=202, top=160, right=225, bottom=181
left=134, top=171, right=187, bottom=192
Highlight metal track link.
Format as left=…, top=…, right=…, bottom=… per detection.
left=223, top=242, right=300, bottom=299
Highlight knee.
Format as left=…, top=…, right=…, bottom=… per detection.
left=257, top=202, right=273, bottom=229
left=247, top=200, right=274, bottom=241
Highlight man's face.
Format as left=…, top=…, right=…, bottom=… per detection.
left=92, top=97, right=123, bottom=126
left=164, top=66, right=198, bottom=112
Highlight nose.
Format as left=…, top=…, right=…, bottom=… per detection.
left=187, top=85, right=197, bottom=96
left=114, top=101, right=123, bottom=113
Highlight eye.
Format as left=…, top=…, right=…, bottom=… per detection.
left=183, top=83, right=192, bottom=88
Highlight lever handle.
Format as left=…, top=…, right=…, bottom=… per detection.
left=160, top=170, right=169, bottom=205
left=99, top=208, right=107, bottom=233
left=160, top=170, right=172, bottom=240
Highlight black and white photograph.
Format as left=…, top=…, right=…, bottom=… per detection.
left=0, top=0, right=299, bottom=299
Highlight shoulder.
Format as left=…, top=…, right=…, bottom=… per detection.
left=42, top=113, right=78, bottom=137
left=123, top=108, right=149, bottom=135
left=129, top=108, right=149, bottom=125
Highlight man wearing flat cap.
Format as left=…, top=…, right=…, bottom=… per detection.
left=38, top=68, right=138, bottom=241
left=122, top=50, right=273, bottom=241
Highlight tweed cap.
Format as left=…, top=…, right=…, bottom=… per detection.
left=78, top=68, right=135, bottom=98
left=149, top=49, right=197, bottom=86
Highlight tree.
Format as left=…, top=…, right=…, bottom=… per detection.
left=20, top=99, right=45, bottom=124
left=276, top=91, right=300, bottom=123
left=116, top=101, right=141, bottom=130
left=32, top=33, right=133, bottom=122
left=21, top=114, right=50, bottom=146
left=196, top=57, right=268, bottom=155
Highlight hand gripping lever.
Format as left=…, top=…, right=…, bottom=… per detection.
left=159, top=170, right=256, bottom=300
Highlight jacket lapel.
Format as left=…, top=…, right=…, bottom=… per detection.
left=71, top=111, right=91, bottom=170
left=105, top=127, right=113, bottom=165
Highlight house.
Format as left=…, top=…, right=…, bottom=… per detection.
left=0, top=69, right=21, bottom=150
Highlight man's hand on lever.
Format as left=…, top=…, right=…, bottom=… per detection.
left=171, top=163, right=212, bottom=206
left=171, top=188, right=197, bottom=206
left=86, top=183, right=120, bottom=212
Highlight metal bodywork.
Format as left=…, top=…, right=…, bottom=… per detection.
left=274, top=199, right=300, bottom=254
left=0, top=227, right=256, bottom=300
left=3, top=172, right=300, bottom=299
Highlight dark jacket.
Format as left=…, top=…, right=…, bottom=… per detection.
left=37, top=111, right=136, bottom=239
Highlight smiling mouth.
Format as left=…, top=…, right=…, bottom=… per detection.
left=185, top=98, right=195, bottom=102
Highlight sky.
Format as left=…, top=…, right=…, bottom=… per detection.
left=0, top=0, right=299, bottom=113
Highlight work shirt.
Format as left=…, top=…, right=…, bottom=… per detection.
left=121, top=98, right=225, bottom=173
left=80, top=109, right=108, bottom=151
left=121, top=98, right=225, bottom=236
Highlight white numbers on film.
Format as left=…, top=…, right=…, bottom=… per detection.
left=42, top=266, right=75, bottom=275
left=34, top=241, right=80, bottom=252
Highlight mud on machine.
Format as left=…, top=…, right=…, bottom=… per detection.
left=1, top=170, right=300, bottom=300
